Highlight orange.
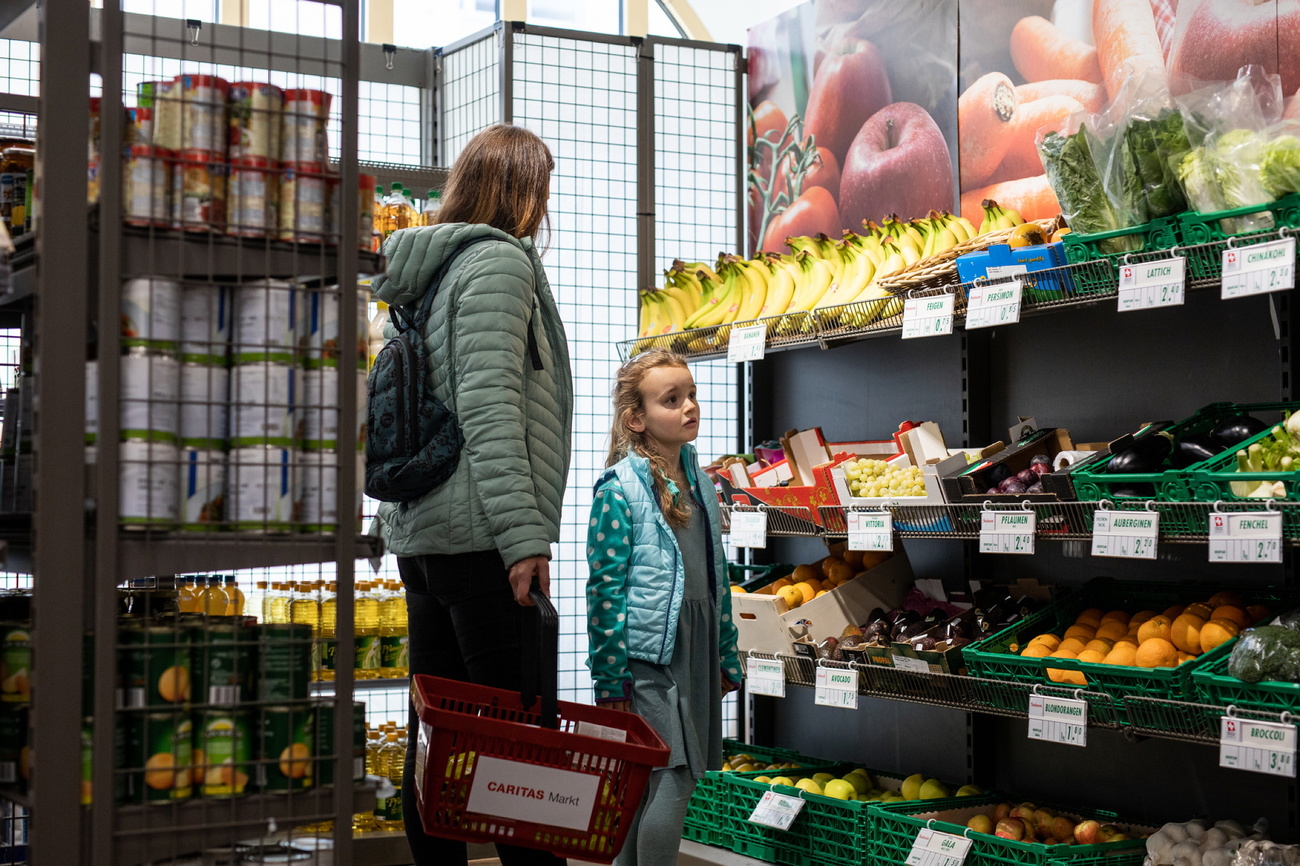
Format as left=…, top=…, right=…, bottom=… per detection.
left=1129, top=610, right=1158, bottom=627
left=1095, top=621, right=1128, bottom=642
left=1137, top=615, right=1173, bottom=644
left=1212, top=605, right=1250, bottom=630
left=1102, top=643, right=1137, bottom=666
left=815, top=590, right=828, bottom=598
left=1063, top=624, right=1096, bottom=641
left=1208, top=591, right=1245, bottom=608
left=842, top=549, right=866, bottom=569
left=1200, top=619, right=1240, bottom=654
left=1134, top=638, right=1178, bottom=669
left=1162, top=605, right=1186, bottom=620
left=1246, top=604, right=1272, bottom=623
left=1021, top=643, right=1052, bottom=659
left=1114, top=635, right=1139, bottom=647
left=859, top=550, right=891, bottom=570
left=1049, top=647, right=1079, bottom=660
left=827, top=561, right=855, bottom=585
left=1176, top=651, right=1195, bottom=665
left=1170, top=613, right=1206, bottom=656
left=769, top=577, right=792, bottom=593
left=1058, top=637, right=1087, bottom=655
left=730, top=585, right=747, bottom=594
left=793, top=582, right=819, bottom=605
left=1076, top=649, right=1106, bottom=664
left=1074, top=608, right=1104, bottom=629
left=1099, top=610, right=1131, bottom=626
left=791, top=564, right=818, bottom=583
left=1028, top=634, right=1061, bottom=651
left=820, top=555, right=844, bottom=578
left=1084, top=638, right=1116, bottom=655
left=776, top=585, right=802, bottom=610
left=1184, top=602, right=1214, bottom=621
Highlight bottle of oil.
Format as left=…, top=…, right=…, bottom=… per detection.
left=352, top=728, right=384, bottom=833
left=222, top=575, right=245, bottom=616
left=268, top=582, right=291, bottom=624
left=318, top=581, right=337, bottom=682
left=375, top=732, right=405, bottom=830
left=355, top=581, right=381, bottom=679
left=256, top=580, right=271, bottom=621
left=200, top=575, right=228, bottom=616
left=420, top=189, right=442, bottom=226
left=372, top=184, right=386, bottom=249
left=176, top=576, right=200, bottom=613
left=290, top=580, right=323, bottom=680
left=379, top=581, right=408, bottom=678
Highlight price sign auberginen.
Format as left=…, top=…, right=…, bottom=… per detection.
left=847, top=510, right=893, bottom=551
left=814, top=666, right=859, bottom=709
left=905, top=828, right=973, bottom=866
left=728, top=323, right=768, bottom=363
left=746, top=657, right=786, bottom=698
left=1028, top=694, right=1088, bottom=747
left=1222, top=237, right=1296, bottom=299
left=1091, top=510, right=1159, bottom=559
left=749, top=790, right=805, bottom=830
left=965, top=280, right=1022, bottom=330
left=902, top=294, right=955, bottom=339
left=1209, top=512, right=1282, bottom=563
left=729, top=510, right=768, bottom=548
left=1220, top=716, right=1297, bottom=778
left=979, top=510, right=1035, bottom=554
left=1117, top=257, right=1185, bottom=311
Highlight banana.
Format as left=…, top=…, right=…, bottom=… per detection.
left=876, top=237, right=908, bottom=279
left=732, top=258, right=768, bottom=323
left=786, top=252, right=834, bottom=311
left=684, top=265, right=739, bottom=330
left=939, top=210, right=970, bottom=244
left=639, top=292, right=669, bottom=339
left=760, top=257, right=795, bottom=318
left=669, top=265, right=704, bottom=310
left=680, top=260, right=721, bottom=286
left=659, top=290, right=688, bottom=333
left=954, top=214, right=979, bottom=241
left=637, top=291, right=654, bottom=338
left=826, top=242, right=874, bottom=308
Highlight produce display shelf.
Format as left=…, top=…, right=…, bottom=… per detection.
left=721, top=503, right=821, bottom=537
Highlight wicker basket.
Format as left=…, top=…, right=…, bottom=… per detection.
left=875, top=217, right=1061, bottom=295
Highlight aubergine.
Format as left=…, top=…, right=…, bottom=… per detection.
left=1172, top=432, right=1227, bottom=468
left=1107, top=432, right=1173, bottom=474
left=988, top=463, right=1013, bottom=486
left=1211, top=415, right=1268, bottom=447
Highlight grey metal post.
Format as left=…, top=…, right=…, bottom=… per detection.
left=31, top=0, right=90, bottom=861
left=501, top=21, right=515, bottom=125
left=423, top=46, right=439, bottom=168
left=635, top=38, right=655, bottom=296
left=334, top=1, right=362, bottom=859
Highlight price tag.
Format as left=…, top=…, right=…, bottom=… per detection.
left=1028, top=694, right=1088, bottom=747
left=746, top=657, right=786, bottom=698
left=965, top=280, right=1022, bottom=330
left=847, top=510, right=893, bottom=551
left=905, top=828, right=973, bottom=866
left=979, top=510, right=1035, bottom=554
left=1091, top=510, right=1159, bottom=559
left=1222, top=237, right=1296, bottom=299
left=748, top=790, right=805, bottom=830
left=892, top=654, right=931, bottom=674
left=814, top=666, right=859, bottom=709
left=1117, top=257, right=1185, bottom=311
left=1220, top=716, right=1297, bottom=777
left=902, top=294, right=955, bottom=339
left=728, top=323, right=768, bottom=362
left=729, top=510, right=768, bottom=548
left=1209, top=512, right=1282, bottom=563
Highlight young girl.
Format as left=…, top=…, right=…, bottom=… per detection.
left=586, top=348, right=742, bottom=865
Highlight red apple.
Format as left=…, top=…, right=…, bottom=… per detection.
left=1010, top=803, right=1037, bottom=821
left=995, top=819, right=1026, bottom=841
left=1168, top=0, right=1300, bottom=96
left=839, top=102, right=954, bottom=227
left=761, top=186, right=841, bottom=254
left=1074, top=820, right=1101, bottom=845
left=773, top=145, right=842, bottom=204
left=1097, top=824, right=1123, bottom=842
left=804, top=39, right=892, bottom=166
left=1049, top=816, right=1075, bottom=842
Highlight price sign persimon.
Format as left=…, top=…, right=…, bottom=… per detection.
left=965, top=280, right=1022, bottom=330
left=746, top=657, right=785, bottom=698
left=847, top=510, right=893, bottom=551
left=902, top=294, right=955, bottom=339
left=905, top=828, right=973, bottom=866
left=1091, top=510, right=1159, bottom=560
left=1222, top=237, right=1296, bottom=299
left=979, top=510, right=1035, bottom=554
left=814, top=666, right=859, bottom=709
left=1209, top=512, right=1282, bottom=563
left=1220, top=716, right=1297, bottom=778
left=1117, top=257, right=1185, bottom=311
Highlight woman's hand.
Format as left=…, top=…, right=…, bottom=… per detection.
left=508, top=555, right=551, bottom=605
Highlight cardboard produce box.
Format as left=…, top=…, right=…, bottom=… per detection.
left=732, top=550, right=913, bottom=656
left=941, top=427, right=1077, bottom=503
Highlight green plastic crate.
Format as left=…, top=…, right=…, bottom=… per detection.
left=1177, top=194, right=1300, bottom=282
left=1060, top=216, right=1181, bottom=295
left=869, top=794, right=1150, bottom=866
left=729, top=563, right=795, bottom=592
left=1183, top=408, right=1300, bottom=503
left=960, top=578, right=1293, bottom=724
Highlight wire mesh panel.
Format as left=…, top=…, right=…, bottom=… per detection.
left=437, top=29, right=501, bottom=165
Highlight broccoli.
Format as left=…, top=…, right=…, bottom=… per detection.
left=1228, top=626, right=1300, bottom=683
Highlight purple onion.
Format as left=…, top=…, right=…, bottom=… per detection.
left=1016, top=468, right=1039, bottom=485
left=1031, top=461, right=1053, bottom=476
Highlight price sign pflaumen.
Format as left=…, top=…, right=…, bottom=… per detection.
left=1222, top=237, right=1296, bottom=299
left=814, top=666, right=859, bottom=709
left=1220, top=716, right=1297, bottom=778
left=965, top=280, right=1022, bottom=330
left=728, top=323, right=768, bottom=363
left=1091, top=510, right=1159, bottom=559
left=1028, top=694, right=1088, bottom=747
left=729, top=510, right=767, bottom=548
left=905, top=828, right=973, bottom=866
left=748, top=791, right=805, bottom=830
left=979, top=510, right=1035, bottom=554
left=902, top=294, right=955, bottom=339
left=746, top=657, right=785, bottom=698
left=847, top=510, right=893, bottom=551
left=1209, top=512, right=1282, bottom=563
left=1118, top=257, right=1185, bottom=311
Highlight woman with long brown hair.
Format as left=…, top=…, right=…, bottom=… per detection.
left=371, top=124, right=573, bottom=866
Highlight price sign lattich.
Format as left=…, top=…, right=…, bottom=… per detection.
left=1117, top=256, right=1185, bottom=311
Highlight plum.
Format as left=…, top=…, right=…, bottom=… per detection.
left=999, top=478, right=1027, bottom=494
left=1016, top=468, right=1039, bottom=485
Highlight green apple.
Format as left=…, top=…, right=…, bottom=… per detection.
left=812, top=772, right=836, bottom=787
left=843, top=773, right=871, bottom=795
left=823, top=779, right=856, bottom=800
left=795, top=778, right=823, bottom=796
left=956, top=784, right=983, bottom=797
left=900, top=773, right=925, bottom=800
left=918, top=779, right=951, bottom=800
left=769, top=776, right=795, bottom=788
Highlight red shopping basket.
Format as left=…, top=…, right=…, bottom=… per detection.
left=411, top=589, right=670, bottom=863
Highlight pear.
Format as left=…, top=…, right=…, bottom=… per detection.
left=918, top=778, right=951, bottom=800
left=900, top=773, right=926, bottom=800
left=956, top=784, right=983, bottom=797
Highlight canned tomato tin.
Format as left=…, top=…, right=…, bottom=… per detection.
left=180, top=363, right=229, bottom=448
left=190, top=620, right=254, bottom=708
left=228, top=82, right=283, bottom=161
left=171, top=149, right=228, bottom=232
left=120, top=347, right=180, bottom=442
left=227, top=157, right=279, bottom=238
left=279, top=163, right=328, bottom=243
left=0, top=623, right=30, bottom=705
left=280, top=89, right=331, bottom=164
left=305, top=290, right=368, bottom=369
left=257, top=705, right=315, bottom=792
left=181, top=447, right=225, bottom=530
left=126, top=713, right=193, bottom=803
left=119, top=623, right=192, bottom=708
left=181, top=284, right=231, bottom=363
left=234, top=279, right=302, bottom=363
left=230, top=363, right=296, bottom=446
left=123, top=144, right=171, bottom=227
left=228, top=446, right=296, bottom=531
left=128, top=105, right=153, bottom=146
left=197, top=709, right=252, bottom=797
left=120, top=440, right=180, bottom=529
left=122, top=276, right=182, bottom=351
left=177, top=74, right=229, bottom=153
left=256, top=623, right=311, bottom=703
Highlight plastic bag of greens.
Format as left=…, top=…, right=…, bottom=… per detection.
left=1123, top=95, right=1192, bottom=219
left=1088, top=100, right=1150, bottom=228
left=1036, top=111, right=1138, bottom=253
left=1259, top=120, right=1300, bottom=198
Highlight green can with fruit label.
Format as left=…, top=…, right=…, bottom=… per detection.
left=313, top=701, right=367, bottom=786
left=256, top=623, right=311, bottom=703
left=77, top=715, right=126, bottom=805
left=0, top=705, right=26, bottom=792
left=258, top=705, right=314, bottom=792
left=198, top=708, right=253, bottom=797
left=189, top=619, right=255, bottom=708
left=119, top=624, right=192, bottom=708
left=317, top=636, right=337, bottom=681
left=0, top=622, right=31, bottom=704
left=125, top=711, right=193, bottom=803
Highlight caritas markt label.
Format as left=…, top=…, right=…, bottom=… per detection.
left=465, top=755, right=602, bottom=830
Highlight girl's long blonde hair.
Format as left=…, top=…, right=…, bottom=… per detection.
left=607, top=348, right=693, bottom=528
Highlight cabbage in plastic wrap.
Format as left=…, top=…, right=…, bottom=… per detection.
left=1227, top=625, right=1300, bottom=683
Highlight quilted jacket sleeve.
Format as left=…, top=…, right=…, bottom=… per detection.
left=587, top=478, right=633, bottom=702
left=448, top=243, right=551, bottom=567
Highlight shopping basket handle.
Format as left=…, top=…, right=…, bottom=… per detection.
left=520, top=579, right=560, bottom=730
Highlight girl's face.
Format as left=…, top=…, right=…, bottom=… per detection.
left=628, top=365, right=699, bottom=451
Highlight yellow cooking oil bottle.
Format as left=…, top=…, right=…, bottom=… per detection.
left=318, top=581, right=337, bottom=682
left=379, top=580, right=408, bottom=678
left=290, top=580, right=323, bottom=680
left=355, top=581, right=381, bottom=679
left=375, top=731, right=405, bottom=830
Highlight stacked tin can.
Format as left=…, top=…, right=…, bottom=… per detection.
left=227, top=82, right=284, bottom=238
left=179, top=282, right=232, bottom=530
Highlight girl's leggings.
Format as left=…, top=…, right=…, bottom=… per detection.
left=614, top=765, right=696, bottom=866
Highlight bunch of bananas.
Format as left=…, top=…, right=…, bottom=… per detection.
left=976, top=198, right=1026, bottom=234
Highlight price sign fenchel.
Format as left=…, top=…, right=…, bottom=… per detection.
left=746, top=657, right=785, bottom=698
left=1220, top=716, right=1297, bottom=778
left=1028, top=694, right=1088, bottom=747
left=1209, top=512, right=1282, bottom=563
left=1091, top=510, right=1159, bottom=560
left=814, top=666, right=859, bottom=709
left=728, top=323, right=767, bottom=363
left=965, top=280, right=1022, bottom=330
left=847, top=510, right=893, bottom=552
left=1222, top=237, right=1296, bottom=299
left=979, top=510, right=1035, bottom=554
left=905, top=828, right=973, bottom=866
left=1117, top=257, right=1185, bottom=311
left=902, top=294, right=955, bottom=339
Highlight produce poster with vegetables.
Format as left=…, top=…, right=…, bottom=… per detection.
left=747, top=0, right=960, bottom=255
